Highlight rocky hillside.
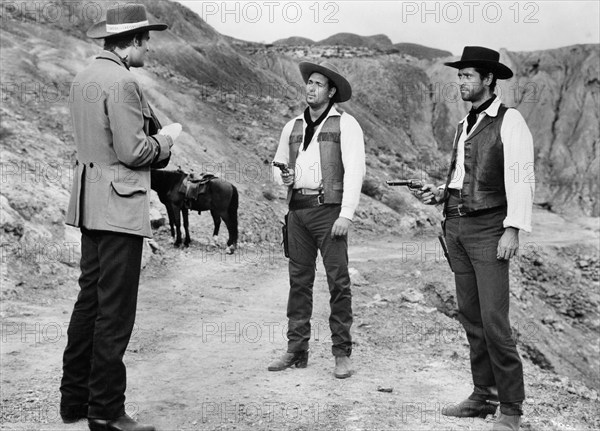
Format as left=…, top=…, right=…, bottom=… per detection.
left=0, top=0, right=598, bottom=405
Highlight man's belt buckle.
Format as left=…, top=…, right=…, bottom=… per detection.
left=317, top=194, right=324, bottom=205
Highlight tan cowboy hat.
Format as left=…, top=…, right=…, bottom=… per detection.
left=299, top=61, right=352, bottom=103
left=444, top=46, right=513, bottom=80
left=87, top=3, right=168, bottom=39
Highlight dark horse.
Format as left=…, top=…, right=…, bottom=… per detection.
left=150, top=169, right=238, bottom=253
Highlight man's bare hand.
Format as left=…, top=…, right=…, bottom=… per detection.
left=497, top=227, right=519, bottom=260
left=281, top=168, right=295, bottom=186
left=414, top=184, right=444, bottom=205
left=331, top=217, right=352, bottom=238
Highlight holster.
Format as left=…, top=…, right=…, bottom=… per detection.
left=281, top=213, right=290, bottom=258
left=439, top=220, right=453, bottom=272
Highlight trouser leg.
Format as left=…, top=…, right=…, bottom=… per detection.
left=87, top=231, right=143, bottom=419
left=465, top=212, right=524, bottom=404
left=316, top=207, right=352, bottom=357
left=445, top=217, right=496, bottom=390
left=286, top=209, right=317, bottom=353
left=60, top=229, right=100, bottom=406
left=448, top=210, right=525, bottom=404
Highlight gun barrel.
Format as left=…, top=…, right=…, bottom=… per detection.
left=386, top=179, right=424, bottom=188
left=386, top=180, right=411, bottom=186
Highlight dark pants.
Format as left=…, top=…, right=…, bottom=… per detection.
left=444, top=207, right=525, bottom=404
left=286, top=204, right=352, bottom=357
left=60, top=228, right=143, bottom=419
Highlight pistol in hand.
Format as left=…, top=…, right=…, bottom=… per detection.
left=272, top=161, right=289, bottom=174
left=386, top=179, right=424, bottom=189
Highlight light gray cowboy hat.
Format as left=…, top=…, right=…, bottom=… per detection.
left=299, top=61, right=352, bottom=103
left=444, top=46, right=513, bottom=80
left=87, top=3, right=168, bottom=39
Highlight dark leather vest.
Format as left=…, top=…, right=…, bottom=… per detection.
left=444, top=105, right=509, bottom=214
left=287, top=115, right=344, bottom=204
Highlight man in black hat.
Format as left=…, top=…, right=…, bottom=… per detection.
left=269, top=61, right=366, bottom=378
left=60, top=4, right=179, bottom=431
left=416, top=46, right=534, bottom=431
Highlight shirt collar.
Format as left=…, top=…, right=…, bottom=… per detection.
left=96, top=50, right=128, bottom=69
left=460, top=96, right=502, bottom=123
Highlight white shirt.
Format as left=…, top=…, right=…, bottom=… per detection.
left=273, top=106, right=366, bottom=220
left=448, top=97, right=535, bottom=232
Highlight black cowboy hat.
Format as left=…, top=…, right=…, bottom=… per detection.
left=299, top=61, right=352, bottom=103
left=444, top=46, right=513, bottom=80
left=87, top=3, right=168, bottom=39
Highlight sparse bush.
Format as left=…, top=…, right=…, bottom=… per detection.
left=382, top=193, right=408, bottom=213
left=362, top=177, right=383, bottom=200
left=0, top=126, right=14, bottom=141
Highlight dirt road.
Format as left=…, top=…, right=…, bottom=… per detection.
left=1, top=226, right=598, bottom=430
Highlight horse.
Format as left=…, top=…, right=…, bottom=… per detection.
left=150, top=169, right=239, bottom=253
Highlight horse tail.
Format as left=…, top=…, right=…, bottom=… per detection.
left=227, top=185, right=239, bottom=245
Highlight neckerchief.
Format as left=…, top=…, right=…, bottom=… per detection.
left=302, top=102, right=334, bottom=151
left=467, top=94, right=496, bottom=134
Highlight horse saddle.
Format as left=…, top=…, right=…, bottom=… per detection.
left=179, top=173, right=217, bottom=201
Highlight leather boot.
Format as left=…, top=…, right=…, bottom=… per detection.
left=88, top=414, right=155, bottom=431
left=442, top=398, right=498, bottom=418
left=492, top=412, right=522, bottom=430
left=267, top=351, right=308, bottom=371
left=334, top=356, right=352, bottom=379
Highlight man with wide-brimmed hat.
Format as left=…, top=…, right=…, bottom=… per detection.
left=269, top=61, right=365, bottom=378
left=416, top=46, right=535, bottom=430
left=60, top=4, right=180, bottom=431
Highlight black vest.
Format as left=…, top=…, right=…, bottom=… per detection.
left=444, top=105, right=509, bottom=214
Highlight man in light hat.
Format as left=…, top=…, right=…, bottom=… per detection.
left=60, top=4, right=180, bottom=431
left=269, top=61, right=366, bottom=378
left=416, top=46, right=535, bottom=430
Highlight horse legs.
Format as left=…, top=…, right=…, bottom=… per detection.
left=171, top=204, right=183, bottom=247
left=224, top=186, right=239, bottom=254
left=219, top=211, right=238, bottom=254
left=210, top=209, right=221, bottom=244
left=165, top=203, right=176, bottom=237
left=182, top=207, right=191, bottom=247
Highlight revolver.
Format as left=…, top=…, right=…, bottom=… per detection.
left=272, top=161, right=289, bottom=174
left=386, top=179, right=425, bottom=189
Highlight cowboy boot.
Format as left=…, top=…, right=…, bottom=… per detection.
left=267, top=351, right=308, bottom=371
left=88, top=414, right=155, bottom=431
left=442, top=385, right=499, bottom=417
left=334, top=356, right=352, bottom=379
left=442, top=399, right=498, bottom=418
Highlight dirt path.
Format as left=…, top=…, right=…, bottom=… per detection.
left=111, top=235, right=477, bottom=431
left=2, top=222, right=598, bottom=430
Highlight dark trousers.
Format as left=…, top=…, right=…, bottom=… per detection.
left=286, top=204, right=352, bottom=357
left=60, top=228, right=143, bottom=419
left=444, top=207, right=525, bottom=404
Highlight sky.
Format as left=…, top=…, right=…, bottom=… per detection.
left=175, top=1, right=599, bottom=55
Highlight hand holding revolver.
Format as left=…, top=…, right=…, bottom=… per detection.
left=273, top=161, right=294, bottom=186
left=387, top=179, right=444, bottom=204
left=415, top=184, right=444, bottom=205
